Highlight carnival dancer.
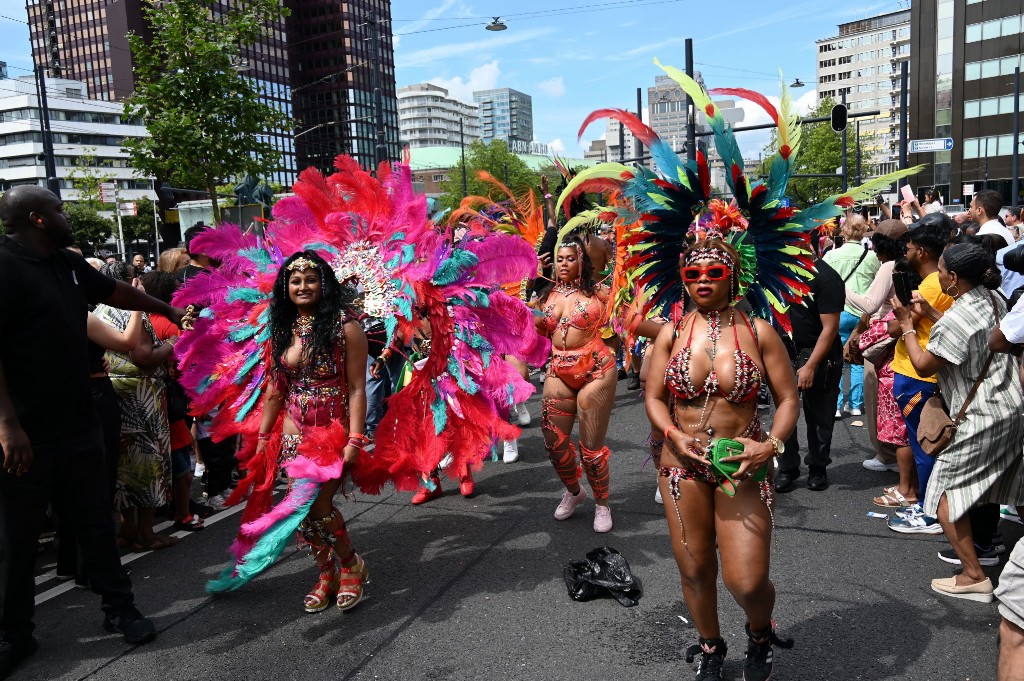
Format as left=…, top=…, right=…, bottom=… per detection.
left=564, top=58, right=921, bottom=680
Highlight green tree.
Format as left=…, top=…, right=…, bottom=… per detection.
left=120, top=196, right=160, bottom=248
left=66, top=148, right=115, bottom=210
left=437, top=140, right=542, bottom=211
left=123, top=0, right=291, bottom=223
left=758, top=97, right=871, bottom=207
left=64, top=202, right=115, bottom=255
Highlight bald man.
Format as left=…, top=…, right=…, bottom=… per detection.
left=0, top=186, right=185, bottom=675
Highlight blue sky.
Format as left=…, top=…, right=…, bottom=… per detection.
left=0, top=0, right=903, bottom=159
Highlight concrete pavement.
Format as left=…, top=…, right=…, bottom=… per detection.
left=22, top=381, right=1010, bottom=680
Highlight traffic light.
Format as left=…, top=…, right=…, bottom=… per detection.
left=830, top=104, right=848, bottom=132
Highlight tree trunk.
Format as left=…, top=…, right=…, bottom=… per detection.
left=207, top=174, right=221, bottom=225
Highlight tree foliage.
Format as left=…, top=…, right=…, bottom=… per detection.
left=66, top=148, right=115, bottom=210
left=123, top=0, right=291, bottom=223
left=758, top=97, right=871, bottom=207
left=437, top=140, right=542, bottom=211
left=120, top=196, right=160, bottom=245
left=65, top=202, right=115, bottom=255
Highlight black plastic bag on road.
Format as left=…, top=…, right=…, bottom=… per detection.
left=563, top=546, right=643, bottom=607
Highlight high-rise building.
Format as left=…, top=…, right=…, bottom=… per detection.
left=26, top=0, right=401, bottom=186
left=816, top=9, right=910, bottom=179
left=474, top=88, right=533, bottom=148
left=910, top=0, right=1024, bottom=205
left=397, top=83, right=479, bottom=148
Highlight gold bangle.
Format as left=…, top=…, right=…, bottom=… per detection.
left=765, top=434, right=785, bottom=457
left=901, top=329, right=917, bottom=338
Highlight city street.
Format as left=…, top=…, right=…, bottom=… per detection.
left=24, top=381, right=1009, bottom=681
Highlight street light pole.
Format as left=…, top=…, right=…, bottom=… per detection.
left=985, top=137, right=990, bottom=189
left=33, top=66, right=60, bottom=198
left=855, top=120, right=862, bottom=186
left=460, top=117, right=468, bottom=198
left=685, top=38, right=696, bottom=163
left=841, top=91, right=848, bottom=192
left=368, top=14, right=388, bottom=168
left=636, top=87, right=643, bottom=161
left=1014, top=66, right=1021, bottom=207
left=898, top=60, right=908, bottom=188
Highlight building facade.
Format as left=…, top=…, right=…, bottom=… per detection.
left=473, top=88, right=533, bottom=145
left=398, top=83, right=479, bottom=148
left=0, top=75, right=152, bottom=202
left=816, top=9, right=911, bottom=180
left=910, top=0, right=1024, bottom=205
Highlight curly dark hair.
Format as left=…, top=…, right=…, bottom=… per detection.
left=270, top=251, right=354, bottom=372
left=539, top=236, right=599, bottom=304
left=871, top=232, right=907, bottom=263
left=100, top=260, right=133, bottom=283
left=139, top=271, right=178, bottom=304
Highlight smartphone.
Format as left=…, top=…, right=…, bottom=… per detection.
left=900, top=185, right=916, bottom=204
left=893, top=271, right=914, bottom=306
left=875, top=194, right=885, bottom=206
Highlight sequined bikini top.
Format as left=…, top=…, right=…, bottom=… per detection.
left=665, top=311, right=762, bottom=404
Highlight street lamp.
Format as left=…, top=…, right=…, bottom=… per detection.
left=790, top=78, right=805, bottom=88
left=486, top=17, right=507, bottom=31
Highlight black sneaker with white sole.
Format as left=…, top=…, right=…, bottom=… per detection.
left=686, top=637, right=727, bottom=680
left=937, top=545, right=1000, bottom=567
left=743, top=623, right=793, bottom=681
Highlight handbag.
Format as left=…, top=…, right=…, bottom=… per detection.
left=917, top=292, right=999, bottom=456
left=862, top=336, right=896, bottom=369
left=843, top=334, right=864, bottom=365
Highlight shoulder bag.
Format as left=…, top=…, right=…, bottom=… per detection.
left=917, top=292, right=999, bottom=456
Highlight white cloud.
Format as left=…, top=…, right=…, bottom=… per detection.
left=394, top=0, right=460, bottom=36
left=396, top=27, right=557, bottom=68
left=730, top=90, right=821, bottom=158
left=538, top=76, right=565, bottom=98
left=547, top=138, right=566, bottom=155
left=428, top=61, right=501, bottom=104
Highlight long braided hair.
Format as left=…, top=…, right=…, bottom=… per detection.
left=270, top=250, right=354, bottom=371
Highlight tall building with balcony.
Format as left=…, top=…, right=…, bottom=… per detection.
left=397, top=83, right=479, bottom=148
left=473, top=88, right=533, bottom=147
left=816, top=9, right=911, bottom=180
left=910, top=0, right=1024, bottom=205
left=0, top=75, right=152, bottom=201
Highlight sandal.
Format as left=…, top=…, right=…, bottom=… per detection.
left=172, top=514, right=205, bottom=532
left=873, top=489, right=917, bottom=508
left=304, top=547, right=339, bottom=614
left=132, top=534, right=181, bottom=552
left=336, top=554, right=369, bottom=611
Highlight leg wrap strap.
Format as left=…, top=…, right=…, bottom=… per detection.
left=580, top=444, right=611, bottom=500
left=549, top=442, right=580, bottom=488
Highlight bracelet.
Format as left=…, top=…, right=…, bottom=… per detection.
left=347, top=433, right=370, bottom=448
left=663, top=426, right=680, bottom=441
left=901, top=329, right=917, bottom=338
left=257, top=432, right=271, bottom=441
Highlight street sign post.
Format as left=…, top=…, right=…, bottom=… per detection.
left=99, top=182, right=116, bottom=203
left=118, top=202, right=137, bottom=217
left=909, top=138, right=954, bottom=153
left=963, top=183, right=975, bottom=197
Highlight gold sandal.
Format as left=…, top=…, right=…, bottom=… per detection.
left=336, top=554, right=368, bottom=611
left=304, top=547, right=340, bottom=613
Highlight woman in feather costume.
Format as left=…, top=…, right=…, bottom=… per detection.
left=563, top=59, right=922, bottom=681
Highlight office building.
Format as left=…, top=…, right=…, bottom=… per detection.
left=0, top=75, right=152, bottom=201
left=910, top=0, right=1024, bottom=204
left=816, top=9, right=910, bottom=179
left=398, top=83, right=479, bottom=148
left=474, top=88, right=533, bottom=146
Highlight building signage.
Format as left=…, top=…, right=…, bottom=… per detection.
left=963, top=183, right=975, bottom=197
left=99, top=182, right=117, bottom=203
left=118, top=202, right=137, bottom=216
left=506, top=140, right=550, bottom=155
left=909, top=138, right=954, bottom=153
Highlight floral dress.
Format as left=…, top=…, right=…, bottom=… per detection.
left=858, top=312, right=907, bottom=446
left=96, top=305, right=171, bottom=511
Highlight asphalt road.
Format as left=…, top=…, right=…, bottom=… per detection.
left=22, top=379, right=1012, bottom=680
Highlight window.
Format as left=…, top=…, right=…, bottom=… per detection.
left=965, top=100, right=981, bottom=118
left=980, top=97, right=999, bottom=116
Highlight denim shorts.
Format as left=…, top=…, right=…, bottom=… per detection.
left=171, top=445, right=194, bottom=480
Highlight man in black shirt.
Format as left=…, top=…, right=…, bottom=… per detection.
left=0, top=186, right=188, bottom=677
left=776, top=258, right=845, bottom=492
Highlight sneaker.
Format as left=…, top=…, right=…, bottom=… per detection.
left=193, top=462, right=206, bottom=478
left=994, top=532, right=1006, bottom=553
left=502, top=439, right=519, bottom=463
left=627, top=373, right=641, bottom=391
left=206, top=494, right=229, bottom=511
left=894, top=503, right=924, bottom=519
left=888, top=513, right=943, bottom=534
left=850, top=408, right=863, bottom=416
left=1001, top=505, right=1023, bottom=525
left=593, top=505, right=613, bottom=533
left=743, top=623, right=793, bottom=681
left=0, top=637, right=38, bottom=679
left=686, top=638, right=727, bottom=680
left=103, top=606, right=156, bottom=645
left=937, top=545, right=1000, bottom=567
left=930, top=576, right=994, bottom=603
left=554, top=487, right=586, bottom=520
left=514, top=403, right=531, bottom=426
left=834, top=410, right=842, bottom=419
left=862, top=457, right=900, bottom=473
left=655, top=486, right=663, bottom=504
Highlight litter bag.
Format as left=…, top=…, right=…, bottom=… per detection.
left=562, top=546, right=643, bottom=607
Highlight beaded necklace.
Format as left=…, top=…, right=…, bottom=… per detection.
left=293, top=314, right=315, bottom=339
left=685, top=308, right=733, bottom=445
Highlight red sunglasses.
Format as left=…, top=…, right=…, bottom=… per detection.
left=682, top=264, right=732, bottom=282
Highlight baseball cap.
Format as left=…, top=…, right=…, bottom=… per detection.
left=907, top=211, right=954, bottom=232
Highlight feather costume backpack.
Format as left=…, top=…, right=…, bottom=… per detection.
left=559, top=59, right=922, bottom=328
left=173, top=156, right=547, bottom=592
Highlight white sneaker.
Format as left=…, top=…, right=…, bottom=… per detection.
left=502, top=439, right=519, bottom=463
left=850, top=408, right=863, bottom=416
left=593, top=505, right=613, bottom=533
left=194, top=462, right=206, bottom=478
left=862, top=457, right=899, bottom=473
left=554, top=487, right=586, bottom=520
left=655, top=486, right=663, bottom=504
left=835, top=410, right=842, bottom=419
left=515, top=402, right=531, bottom=426
left=207, top=493, right=228, bottom=511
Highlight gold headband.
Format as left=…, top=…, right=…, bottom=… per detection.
left=286, top=256, right=318, bottom=272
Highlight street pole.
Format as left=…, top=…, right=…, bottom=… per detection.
left=460, top=117, right=468, bottom=198
left=841, top=91, right=848, bottom=192
left=151, top=180, right=161, bottom=259
left=985, top=138, right=990, bottom=189
left=1013, top=66, right=1020, bottom=207
left=855, top=120, right=862, bottom=186
left=33, top=66, right=60, bottom=198
left=899, top=60, right=908, bottom=188
left=503, top=161, right=509, bottom=186
left=618, top=116, right=625, bottom=162
left=114, top=185, right=126, bottom=259
left=636, top=86, right=643, bottom=161
left=685, top=38, right=696, bottom=163
left=369, top=15, right=388, bottom=168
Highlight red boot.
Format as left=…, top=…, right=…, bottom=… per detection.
left=411, top=476, right=443, bottom=505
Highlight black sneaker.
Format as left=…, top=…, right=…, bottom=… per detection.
left=0, top=637, right=38, bottom=680
left=103, top=606, right=156, bottom=645
left=744, top=623, right=793, bottom=681
left=686, top=637, right=726, bottom=680
left=627, top=373, right=641, bottom=391
left=938, top=545, right=1000, bottom=567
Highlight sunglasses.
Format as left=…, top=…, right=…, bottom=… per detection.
left=682, top=264, right=732, bottom=282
